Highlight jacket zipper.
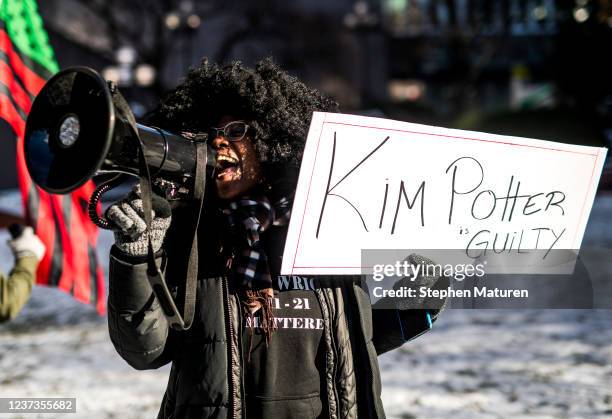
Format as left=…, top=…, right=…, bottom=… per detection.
left=322, top=289, right=341, bottom=417
left=222, top=276, right=238, bottom=419
left=353, top=281, right=377, bottom=418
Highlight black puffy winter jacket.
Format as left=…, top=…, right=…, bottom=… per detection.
left=108, top=215, right=439, bottom=419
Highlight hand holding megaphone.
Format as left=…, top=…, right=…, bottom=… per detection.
left=106, top=185, right=172, bottom=256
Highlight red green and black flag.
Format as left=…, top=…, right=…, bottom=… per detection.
left=0, top=0, right=105, bottom=314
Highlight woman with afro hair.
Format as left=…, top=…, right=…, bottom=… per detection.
left=106, top=58, right=440, bottom=419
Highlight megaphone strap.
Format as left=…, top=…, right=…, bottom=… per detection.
left=179, top=141, right=208, bottom=330
left=137, top=128, right=205, bottom=332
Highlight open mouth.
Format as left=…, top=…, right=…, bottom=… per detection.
left=215, top=154, right=241, bottom=180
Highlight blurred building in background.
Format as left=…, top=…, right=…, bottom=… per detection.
left=1, top=0, right=611, bottom=188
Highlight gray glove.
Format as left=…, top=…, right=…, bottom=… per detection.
left=8, top=226, right=46, bottom=261
left=392, top=253, right=450, bottom=311
left=106, top=186, right=171, bottom=256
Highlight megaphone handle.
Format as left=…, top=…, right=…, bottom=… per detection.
left=88, top=174, right=125, bottom=229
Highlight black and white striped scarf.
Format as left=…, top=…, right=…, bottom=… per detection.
left=223, top=194, right=291, bottom=345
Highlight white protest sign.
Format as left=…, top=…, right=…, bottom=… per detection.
left=281, top=112, right=607, bottom=275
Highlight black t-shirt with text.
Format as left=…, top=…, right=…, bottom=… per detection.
left=242, top=274, right=327, bottom=419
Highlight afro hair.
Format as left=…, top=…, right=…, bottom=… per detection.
left=147, top=58, right=339, bottom=171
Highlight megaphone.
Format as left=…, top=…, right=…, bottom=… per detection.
left=24, top=66, right=216, bottom=228
left=24, top=67, right=217, bottom=330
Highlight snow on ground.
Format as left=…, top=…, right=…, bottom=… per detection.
left=379, top=309, right=612, bottom=419
left=0, top=191, right=611, bottom=418
left=0, top=190, right=167, bottom=419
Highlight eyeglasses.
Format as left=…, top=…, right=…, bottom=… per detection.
left=209, top=121, right=251, bottom=142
